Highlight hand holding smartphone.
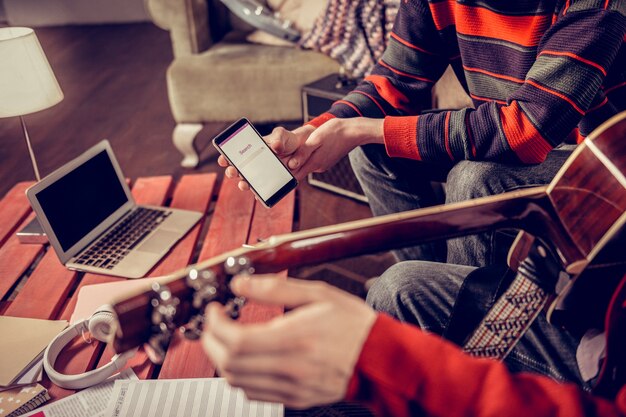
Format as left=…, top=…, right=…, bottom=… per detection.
left=213, top=118, right=298, bottom=208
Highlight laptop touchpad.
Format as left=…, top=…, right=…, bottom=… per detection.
left=137, top=230, right=179, bottom=254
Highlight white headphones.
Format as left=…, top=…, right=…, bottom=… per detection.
left=43, top=305, right=137, bottom=389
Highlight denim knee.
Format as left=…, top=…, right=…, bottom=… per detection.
left=348, top=145, right=368, bottom=178
left=366, top=262, right=424, bottom=313
left=348, top=144, right=389, bottom=182
left=445, top=160, right=508, bottom=203
left=366, top=261, right=467, bottom=332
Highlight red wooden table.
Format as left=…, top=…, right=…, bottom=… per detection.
left=0, top=174, right=295, bottom=401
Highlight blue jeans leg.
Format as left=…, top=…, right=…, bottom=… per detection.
left=445, top=147, right=574, bottom=266
left=350, top=144, right=573, bottom=267
left=349, top=144, right=451, bottom=263
left=367, top=261, right=586, bottom=386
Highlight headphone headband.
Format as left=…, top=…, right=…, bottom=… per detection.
left=43, top=305, right=137, bottom=389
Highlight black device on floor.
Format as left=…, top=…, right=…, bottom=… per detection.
left=301, top=73, right=367, bottom=203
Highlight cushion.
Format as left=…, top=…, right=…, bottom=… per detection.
left=167, top=33, right=339, bottom=122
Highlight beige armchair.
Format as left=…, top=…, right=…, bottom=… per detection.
left=145, top=0, right=339, bottom=167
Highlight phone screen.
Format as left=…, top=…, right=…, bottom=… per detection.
left=214, top=119, right=297, bottom=207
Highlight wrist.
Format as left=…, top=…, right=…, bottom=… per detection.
left=356, top=118, right=384, bottom=146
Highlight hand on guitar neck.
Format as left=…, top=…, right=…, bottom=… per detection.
left=202, top=275, right=377, bottom=409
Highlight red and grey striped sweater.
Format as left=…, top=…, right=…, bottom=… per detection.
left=309, top=0, right=626, bottom=164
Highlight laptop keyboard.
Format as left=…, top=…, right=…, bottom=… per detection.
left=74, top=207, right=172, bottom=270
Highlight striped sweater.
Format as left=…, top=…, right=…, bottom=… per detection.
left=309, top=0, right=626, bottom=164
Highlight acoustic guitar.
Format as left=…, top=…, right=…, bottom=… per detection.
left=110, top=111, right=626, bottom=395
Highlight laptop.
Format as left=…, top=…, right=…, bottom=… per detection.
left=26, top=140, right=203, bottom=279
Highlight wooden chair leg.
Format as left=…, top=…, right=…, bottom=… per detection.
left=173, top=123, right=203, bottom=168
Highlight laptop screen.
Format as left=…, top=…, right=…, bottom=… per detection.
left=34, top=150, right=128, bottom=251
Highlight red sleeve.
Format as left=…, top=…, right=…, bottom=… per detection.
left=345, top=314, right=626, bottom=417
left=307, top=113, right=335, bottom=128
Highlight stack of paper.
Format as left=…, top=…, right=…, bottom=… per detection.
left=105, top=378, right=283, bottom=417
left=23, top=369, right=137, bottom=417
left=71, top=279, right=160, bottom=324
left=20, top=372, right=282, bottom=417
left=0, top=316, right=68, bottom=389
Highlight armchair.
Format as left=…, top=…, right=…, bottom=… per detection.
left=145, top=0, right=339, bottom=167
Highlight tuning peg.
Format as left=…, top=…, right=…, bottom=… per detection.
left=150, top=283, right=179, bottom=327
left=186, top=268, right=219, bottom=309
left=224, top=256, right=255, bottom=276
left=147, top=283, right=179, bottom=363
left=226, top=296, right=247, bottom=320
left=181, top=314, right=206, bottom=341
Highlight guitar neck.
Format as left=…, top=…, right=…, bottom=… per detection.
left=112, top=185, right=583, bottom=352
left=213, top=185, right=578, bottom=274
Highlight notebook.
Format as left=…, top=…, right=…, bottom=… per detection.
left=0, top=383, right=49, bottom=417
left=0, top=316, right=67, bottom=387
left=26, top=140, right=203, bottom=279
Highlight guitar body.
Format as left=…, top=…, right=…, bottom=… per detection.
left=545, top=114, right=626, bottom=275
left=503, top=112, right=626, bottom=335
left=548, top=226, right=626, bottom=336
left=540, top=112, right=626, bottom=333
left=509, top=113, right=626, bottom=395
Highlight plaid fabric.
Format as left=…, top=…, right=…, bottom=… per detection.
left=299, top=0, right=400, bottom=78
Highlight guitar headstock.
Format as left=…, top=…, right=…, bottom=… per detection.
left=110, top=252, right=254, bottom=360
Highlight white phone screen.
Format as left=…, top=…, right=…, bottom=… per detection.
left=219, top=123, right=294, bottom=201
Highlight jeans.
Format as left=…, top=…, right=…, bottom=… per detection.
left=349, top=144, right=574, bottom=266
left=367, top=261, right=587, bottom=387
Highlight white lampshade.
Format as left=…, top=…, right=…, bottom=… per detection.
left=0, top=27, right=63, bottom=118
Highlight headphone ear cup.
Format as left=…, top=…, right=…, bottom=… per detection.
left=88, top=305, right=115, bottom=342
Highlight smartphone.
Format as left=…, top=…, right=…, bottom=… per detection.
left=212, top=118, right=298, bottom=208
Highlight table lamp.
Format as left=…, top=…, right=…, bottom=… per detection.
left=0, top=27, right=64, bottom=242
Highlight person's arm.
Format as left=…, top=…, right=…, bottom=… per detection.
left=348, top=314, right=625, bottom=417
left=313, top=2, right=626, bottom=164
left=202, top=276, right=626, bottom=416
left=202, top=276, right=377, bottom=408
left=219, top=1, right=449, bottom=185
left=308, top=0, right=449, bottom=126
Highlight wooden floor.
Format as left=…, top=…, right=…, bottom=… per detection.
left=0, top=23, right=394, bottom=296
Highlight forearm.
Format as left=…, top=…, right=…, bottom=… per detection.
left=347, top=314, right=623, bottom=417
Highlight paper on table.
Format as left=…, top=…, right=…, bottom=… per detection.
left=71, top=278, right=160, bottom=324
left=22, top=369, right=137, bottom=417
left=0, top=358, right=43, bottom=391
left=0, top=317, right=67, bottom=387
left=105, top=378, right=283, bottom=417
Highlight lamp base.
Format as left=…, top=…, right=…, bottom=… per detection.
left=17, top=217, right=48, bottom=244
